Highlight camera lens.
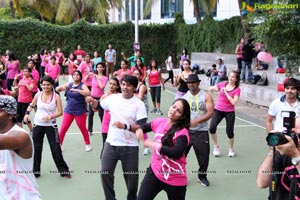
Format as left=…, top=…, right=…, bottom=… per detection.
left=266, top=133, right=281, bottom=146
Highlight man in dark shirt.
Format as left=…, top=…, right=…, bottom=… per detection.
left=241, top=38, right=255, bottom=83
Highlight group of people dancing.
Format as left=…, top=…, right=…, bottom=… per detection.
left=0, top=44, right=242, bottom=200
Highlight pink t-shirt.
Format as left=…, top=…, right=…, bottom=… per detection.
left=19, top=69, right=40, bottom=93
left=74, top=50, right=86, bottom=62
left=101, top=110, right=110, bottom=133
left=116, top=69, right=132, bottom=80
left=215, top=81, right=241, bottom=112
left=40, top=54, right=50, bottom=67
left=78, top=61, right=93, bottom=86
left=131, top=66, right=147, bottom=80
left=148, top=70, right=161, bottom=86
left=6, top=60, right=19, bottom=79
left=237, top=44, right=243, bottom=58
left=45, top=63, right=60, bottom=80
left=18, top=77, right=35, bottom=103
left=150, top=118, right=190, bottom=186
left=67, top=60, right=78, bottom=75
left=91, top=76, right=108, bottom=98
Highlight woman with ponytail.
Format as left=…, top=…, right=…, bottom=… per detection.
left=136, top=98, right=190, bottom=200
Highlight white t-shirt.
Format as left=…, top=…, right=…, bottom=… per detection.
left=100, top=93, right=147, bottom=146
left=104, top=49, right=116, bottom=63
left=268, top=96, right=300, bottom=132
left=0, top=125, right=41, bottom=200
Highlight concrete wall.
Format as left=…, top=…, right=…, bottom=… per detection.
left=190, top=52, right=287, bottom=107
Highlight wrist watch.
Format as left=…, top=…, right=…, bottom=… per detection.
left=291, top=156, right=300, bottom=165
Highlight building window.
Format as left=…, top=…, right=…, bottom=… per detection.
left=197, top=0, right=217, bottom=17
left=161, top=0, right=183, bottom=18
left=125, top=0, right=129, bottom=20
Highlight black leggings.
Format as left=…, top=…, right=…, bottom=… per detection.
left=209, top=109, right=235, bottom=139
left=164, top=70, right=174, bottom=85
left=137, top=167, right=186, bottom=200
left=150, top=86, right=161, bottom=103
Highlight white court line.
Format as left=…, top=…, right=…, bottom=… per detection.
left=66, top=125, right=257, bottom=135
left=165, top=88, right=266, bottom=130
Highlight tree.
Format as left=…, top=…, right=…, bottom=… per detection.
left=55, top=0, right=123, bottom=24
left=249, top=0, right=300, bottom=76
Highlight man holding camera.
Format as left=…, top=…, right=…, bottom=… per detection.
left=257, top=78, right=300, bottom=199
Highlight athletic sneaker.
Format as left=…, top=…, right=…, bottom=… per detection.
left=85, top=145, right=92, bottom=152
left=228, top=149, right=236, bottom=157
left=89, top=131, right=93, bottom=136
left=150, top=108, right=157, bottom=113
left=197, top=177, right=210, bottom=187
left=143, top=148, right=150, bottom=155
left=213, top=145, right=221, bottom=157
left=156, top=109, right=163, bottom=115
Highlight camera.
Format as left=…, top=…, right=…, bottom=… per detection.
left=266, top=111, right=298, bottom=146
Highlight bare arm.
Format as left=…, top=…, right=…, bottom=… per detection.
left=223, top=89, right=240, bottom=106
left=266, top=114, right=275, bottom=133
left=0, top=130, right=32, bottom=159
left=257, top=148, right=274, bottom=188
left=208, top=85, right=218, bottom=91
left=70, top=84, right=90, bottom=96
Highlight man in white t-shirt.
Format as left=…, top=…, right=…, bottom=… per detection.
left=266, top=78, right=300, bottom=133
left=104, top=44, right=116, bottom=78
left=100, top=75, right=147, bottom=200
left=0, top=95, right=41, bottom=199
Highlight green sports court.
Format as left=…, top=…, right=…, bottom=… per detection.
left=32, top=78, right=269, bottom=200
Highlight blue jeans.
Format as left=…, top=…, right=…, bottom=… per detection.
left=241, top=61, right=253, bottom=81
left=101, top=142, right=139, bottom=200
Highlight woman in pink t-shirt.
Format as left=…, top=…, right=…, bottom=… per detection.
left=113, top=60, right=132, bottom=81
left=15, top=66, right=35, bottom=132
left=63, top=53, right=78, bottom=83
left=88, top=62, right=108, bottom=135
left=6, top=51, right=20, bottom=91
left=136, top=98, right=191, bottom=200
left=40, top=48, right=50, bottom=77
left=86, top=77, right=121, bottom=157
left=45, top=56, right=60, bottom=90
left=208, top=70, right=241, bottom=157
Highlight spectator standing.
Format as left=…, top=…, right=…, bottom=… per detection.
left=104, top=44, right=117, bottom=78
left=23, top=75, right=71, bottom=178
left=241, top=38, right=255, bottom=83
left=208, top=71, right=241, bottom=157
left=6, top=51, right=20, bottom=91
left=136, top=98, right=191, bottom=200
left=74, top=44, right=86, bottom=64
left=0, top=95, right=42, bottom=199
left=183, top=74, right=214, bottom=187
left=235, top=38, right=244, bottom=73
left=56, top=70, right=92, bottom=152
left=100, top=75, right=147, bottom=200
left=164, top=51, right=175, bottom=87
left=147, top=59, right=165, bottom=115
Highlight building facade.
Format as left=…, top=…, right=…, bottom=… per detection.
left=108, top=0, right=241, bottom=24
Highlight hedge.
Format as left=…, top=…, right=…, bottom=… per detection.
left=0, top=16, right=242, bottom=69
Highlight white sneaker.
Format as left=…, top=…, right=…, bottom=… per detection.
left=213, top=145, right=221, bottom=157
left=228, top=149, right=235, bottom=157
left=85, top=145, right=92, bottom=152
left=143, top=148, right=150, bottom=155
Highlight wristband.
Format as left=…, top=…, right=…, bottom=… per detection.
left=25, top=111, right=30, bottom=115
left=124, top=124, right=127, bottom=130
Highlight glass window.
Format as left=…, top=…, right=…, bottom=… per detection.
left=196, top=0, right=217, bottom=17
left=125, top=0, right=129, bottom=20
left=161, top=0, right=183, bottom=18
left=144, top=0, right=151, bottom=19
